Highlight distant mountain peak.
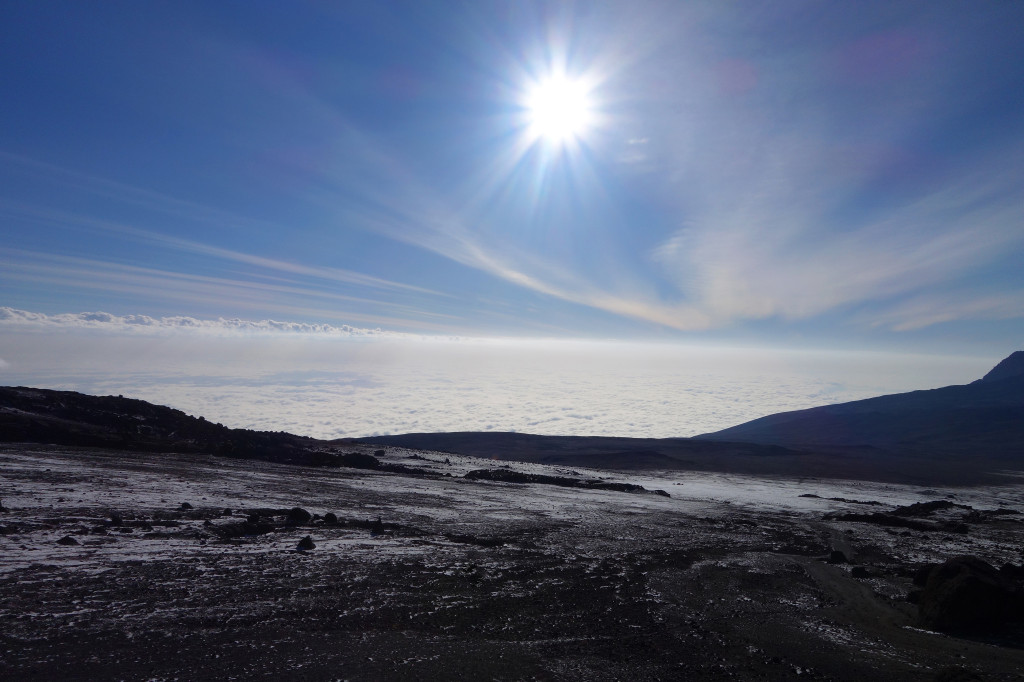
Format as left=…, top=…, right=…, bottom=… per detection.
left=978, top=350, right=1024, bottom=383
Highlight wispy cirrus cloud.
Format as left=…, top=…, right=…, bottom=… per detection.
left=0, top=249, right=461, bottom=331
left=0, top=198, right=445, bottom=298
left=652, top=139, right=1024, bottom=328
left=860, top=292, right=1024, bottom=332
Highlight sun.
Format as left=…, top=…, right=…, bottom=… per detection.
left=525, top=74, right=594, bottom=145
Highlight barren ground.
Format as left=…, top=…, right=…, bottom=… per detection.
left=2, top=444, right=1024, bottom=680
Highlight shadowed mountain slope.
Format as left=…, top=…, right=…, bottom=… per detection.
left=0, top=386, right=319, bottom=463
left=697, top=353, right=1024, bottom=456
left=978, top=350, right=1024, bottom=384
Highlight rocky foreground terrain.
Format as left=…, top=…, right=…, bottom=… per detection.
left=3, top=442, right=1024, bottom=681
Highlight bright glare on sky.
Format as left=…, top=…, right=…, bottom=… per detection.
left=1, top=1, right=1023, bottom=434
left=525, top=74, right=595, bottom=145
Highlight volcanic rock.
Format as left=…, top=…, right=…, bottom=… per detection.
left=918, top=556, right=1021, bottom=632
left=286, top=507, right=312, bottom=525
left=56, top=535, right=79, bottom=546
left=297, top=535, right=315, bottom=551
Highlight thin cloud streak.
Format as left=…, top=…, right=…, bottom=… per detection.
left=863, top=292, right=1024, bottom=332
left=0, top=198, right=446, bottom=298
left=0, top=251, right=464, bottom=331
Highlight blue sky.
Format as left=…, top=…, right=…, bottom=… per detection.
left=3, top=0, right=1024, bottom=355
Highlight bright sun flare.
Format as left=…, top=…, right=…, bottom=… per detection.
left=526, top=75, right=593, bottom=144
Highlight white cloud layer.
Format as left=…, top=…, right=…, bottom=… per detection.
left=0, top=307, right=402, bottom=337
left=0, top=310, right=995, bottom=439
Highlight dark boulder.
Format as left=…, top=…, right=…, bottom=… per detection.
left=180, top=502, right=193, bottom=510
left=918, top=556, right=1022, bottom=633
left=323, top=512, right=339, bottom=525
left=297, top=535, right=315, bottom=551
left=913, top=564, right=937, bottom=586
left=827, top=550, right=849, bottom=564
left=286, top=507, right=312, bottom=525
left=56, top=535, right=79, bottom=546
left=851, top=566, right=871, bottom=579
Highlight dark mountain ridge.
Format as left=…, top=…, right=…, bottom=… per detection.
left=0, top=385, right=319, bottom=464
left=977, top=350, right=1024, bottom=384
left=697, top=353, right=1024, bottom=455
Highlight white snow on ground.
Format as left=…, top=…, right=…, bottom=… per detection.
left=4, top=445, right=1024, bottom=577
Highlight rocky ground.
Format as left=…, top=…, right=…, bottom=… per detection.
left=2, top=443, right=1024, bottom=681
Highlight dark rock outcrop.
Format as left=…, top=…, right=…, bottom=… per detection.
left=286, top=507, right=312, bottom=525
left=465, top=468, right=648, bottom=494
left=918, top=556, right=1022, bottom=633
left=297, top=535, right=315, bottom=551
left=56, top=535, right=79, bottom=546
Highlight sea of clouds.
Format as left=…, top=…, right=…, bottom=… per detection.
left=0, top=308, right=995, bottom=439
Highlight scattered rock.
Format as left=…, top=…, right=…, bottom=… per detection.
left=323, top=512, right=339, bottom=525
left=374, top=449, right=386, bottom=457
left=297, top=535, right=315, bottom=551
left=918, top=556, right=1022, bottom=633
left=108, top=512, right=123, bottom=527
left=827, top=550, right=848, bottom=564
left=851, top=566, right=871, bottom=579
left=180, top=502, right=193, bottom=510
left=286, top=507, right=312, bottom=525
left=222, top=508, right=233, bottom=516
left=56, top=535, right=79, bottom=546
